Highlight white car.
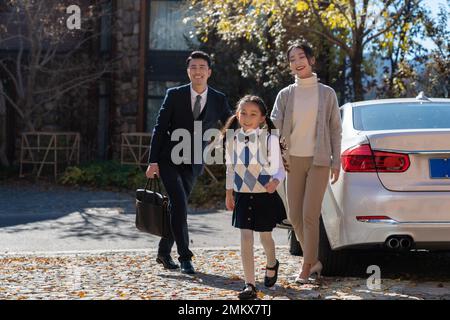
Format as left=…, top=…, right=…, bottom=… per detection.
left=288, top=93, right=450, bottom=275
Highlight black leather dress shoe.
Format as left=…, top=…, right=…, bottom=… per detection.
left=156, top=256, right=179, bottom=270
left=180, top=261, right=196, bottom=274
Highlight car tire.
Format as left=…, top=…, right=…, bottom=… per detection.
left=318, top=217, right=361, bottom=276
left=288, top=229, right=303, bottom=256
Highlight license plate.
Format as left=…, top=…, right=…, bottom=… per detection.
left=429, top=158, right=450, bottom=179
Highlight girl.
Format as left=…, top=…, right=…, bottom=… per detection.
left=222, top=95, right=288, bottom=300
left=271, top=42, right=342, bottom=284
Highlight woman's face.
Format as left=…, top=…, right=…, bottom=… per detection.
left=237, top=102, right=265, bottom=132
left=289, top=47, right=315, bottom=79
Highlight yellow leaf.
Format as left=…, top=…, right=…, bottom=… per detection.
left=78, top=291, right=86, bottom=298
left=257, top=292, right=265, bottom=299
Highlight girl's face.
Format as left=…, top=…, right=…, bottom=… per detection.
left=236, top=102, right=265, bottom=132
left=289, top=47, right=315, bottom=79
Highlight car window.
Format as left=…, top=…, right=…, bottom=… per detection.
left=353, top=103, right=450, bottom=130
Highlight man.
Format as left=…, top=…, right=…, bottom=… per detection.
left=146, top=51, right=232, bottom=274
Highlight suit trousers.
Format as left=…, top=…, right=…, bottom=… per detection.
left=286, top=156, right=330, bottom=265
left=157, top=162, right=198, bottom=262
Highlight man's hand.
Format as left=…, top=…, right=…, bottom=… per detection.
left=225, top=190, right=235, bottom=211
left=146, top=163, right=160, bottom=178
left=264, top=179, right=280, bottom=194
left=330, top=168, right=340, bottom=184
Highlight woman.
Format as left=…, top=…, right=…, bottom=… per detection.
left=270, top=42, right=342, bottom=283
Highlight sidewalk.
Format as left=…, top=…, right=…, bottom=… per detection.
left=0, top=183, right=288, bottom=252
left=1, top=246, right=449, bottom=300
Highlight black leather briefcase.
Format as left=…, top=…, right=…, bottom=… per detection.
left=135, top=178, right=171, bottom=238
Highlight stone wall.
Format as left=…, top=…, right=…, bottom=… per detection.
left=110, top=0, right=141, bottom=160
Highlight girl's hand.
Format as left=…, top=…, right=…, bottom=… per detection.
left=226, top=191, right=235, bottom=211
left=264, top=179, right=280, bottom=194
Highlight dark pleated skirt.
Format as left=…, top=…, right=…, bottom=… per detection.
left=232, top=191, right=287, bottom=232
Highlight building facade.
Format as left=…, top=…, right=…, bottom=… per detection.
left=0, top=0, right=196, bottom=166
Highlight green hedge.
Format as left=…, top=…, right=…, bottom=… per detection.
left=0, top=165, right=19, bottom=180
left=59, top=161, right=147, bottom=190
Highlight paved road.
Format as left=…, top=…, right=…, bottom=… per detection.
left=1, top=183, right=450, bottom=300
left=0, top=183, right=288, bottom=253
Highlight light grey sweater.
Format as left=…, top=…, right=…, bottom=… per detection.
left=270, top=82, right=342, bottom=170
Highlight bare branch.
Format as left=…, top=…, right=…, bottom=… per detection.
left=306, top=0, right=352, bottom=54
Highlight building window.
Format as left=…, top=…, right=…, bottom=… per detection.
left=146, top=81, right=182, bottom=131
left=149, top=0, right=197, bottom=51
left=145, top=1, right=200, bottom=131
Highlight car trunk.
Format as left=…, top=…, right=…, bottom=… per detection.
left=367, top=130, right=450, bottom=191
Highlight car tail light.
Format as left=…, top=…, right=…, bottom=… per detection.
left=356, top=216, right=397, bottom=223
left=341, top=144, right=410, bottom=172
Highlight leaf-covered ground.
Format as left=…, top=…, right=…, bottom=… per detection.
left=1, top=247, right=449, bottom=300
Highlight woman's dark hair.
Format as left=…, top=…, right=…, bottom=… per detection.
left=221, top=95, right=289, bottom=172
left=186, top=51, right=212, bottom=68
left=286, top=42, right=314, bottom=61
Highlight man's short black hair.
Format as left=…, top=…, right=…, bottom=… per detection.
left=286, top=42, right=314, bottom=61
left=186, top=51, right=212, bottom=68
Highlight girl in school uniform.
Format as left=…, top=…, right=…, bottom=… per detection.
left=222, top=95, right=288, bottom=300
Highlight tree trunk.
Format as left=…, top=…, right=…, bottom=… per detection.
left=351, top=48, right=364, bottom=102
left=0, top=83, right=9, bottom=166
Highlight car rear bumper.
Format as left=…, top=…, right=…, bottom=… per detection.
left=324, top=173, right=450, bottom=250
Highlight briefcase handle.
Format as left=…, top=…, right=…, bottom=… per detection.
left=144, top=176, right=163, bottom=194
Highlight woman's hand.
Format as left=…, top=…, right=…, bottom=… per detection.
left=330, top=168, right=340, bottom=184
left=225, top=190, right=235, bottom=211
left=264, top=179, right=280, bottom=194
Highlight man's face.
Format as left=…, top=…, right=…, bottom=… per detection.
left=187, top=58, right=211, bottom=87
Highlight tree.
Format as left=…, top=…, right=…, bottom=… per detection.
left=373, top=2, right=428, bottom=98
left=0, top=0, right=114, bottom=133
left=0, top=81, right=8, bottom=166
left=420, top=0, right=450, bottom=97
left=188, top=0, right=347, bottom=105
left=190, top=0, right=426, bottom=101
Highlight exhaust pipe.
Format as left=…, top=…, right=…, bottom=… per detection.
left=385, top=236, right=414, bottom=251
left=386, top=237, right=400, bottom=249
left=399, top=237, right=412, bottom=250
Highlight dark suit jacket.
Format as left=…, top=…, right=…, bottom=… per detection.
left=148, top=84, right=232, bottom=171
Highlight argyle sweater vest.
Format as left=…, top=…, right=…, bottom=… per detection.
left=225, top=129, right=284, bottom=193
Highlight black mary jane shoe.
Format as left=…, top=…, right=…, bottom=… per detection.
left=264, top=259, right=279, bottom=288
left=238, top=283, right=257, bottom=300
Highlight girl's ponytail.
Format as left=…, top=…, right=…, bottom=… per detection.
left=221, top=114, right=239, bottom=137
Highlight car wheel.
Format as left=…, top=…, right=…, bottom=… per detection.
left=318, top=217, right=362, bottom=276
left=288, top=229, right=303, bottom=256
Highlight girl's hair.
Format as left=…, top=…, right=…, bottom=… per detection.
left=221, top=95, right=289, bottom=172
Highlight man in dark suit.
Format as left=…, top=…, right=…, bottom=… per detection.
left=146, top=51, right=232, bottom=274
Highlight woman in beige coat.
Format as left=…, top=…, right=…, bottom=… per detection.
left=271, top=42, right=342, bottom=284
